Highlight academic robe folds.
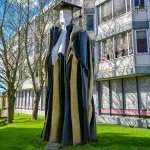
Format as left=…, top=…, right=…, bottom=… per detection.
left=41, top=24, right=97, bottom=147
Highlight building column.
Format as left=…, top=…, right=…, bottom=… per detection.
left=136, top=77, right=141, bottom=118
left=109, top=80, right=112, bottom=116
left=96, top=81, right=101, bottom=115
left=121, top=79, right=126, bottom=116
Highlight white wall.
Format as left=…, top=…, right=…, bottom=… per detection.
left=97, top=12, right=132, bottom=38
left=136, top=55, right=150, bottom=66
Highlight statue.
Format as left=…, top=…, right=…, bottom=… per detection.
left=41, top=1, right=97, bottom=149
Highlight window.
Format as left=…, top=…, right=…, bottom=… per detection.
left=28, top=23, right=34, bottom=36
left=99, top=42, right=102, bottom=62
left=24, top=68, right=28, bottom=79
left=35, top=71, right=38, bottom=77
left=114, top=0, right=126, bottom=18
left=102, top=38, right=113, bottom=61
left=101, top=81, right=110, bottom=110
left=100, top=31, right=133, bottom=62
left=111, top=80, right=123, bottom=110
left=28, top=43, right=34, bottom=56
left=128, top=31, right=133, bottom=54
left=98, top=7, right=100, bottom=25
left=136, top=30, right=148, bottom=53
left=101, top=0, right=112, bottom=23
left=86, top=15, right=94, bottom=31
left=36, top=40, right=39, bottom=54
left=99, top=0, right=131, bottom=24
left=19, top=70, right=23, bottom=80
left=124, top=78, right=138, bottom=110
left=135, top=0, right=145, bottom=9
left=138, top=76, right=150, bottom=111
left=127, top=0, right=131, bottom=11
left=115, top=33, right=128, bottom=58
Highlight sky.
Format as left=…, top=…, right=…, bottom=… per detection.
left=0, top=0, right=53, bottom=93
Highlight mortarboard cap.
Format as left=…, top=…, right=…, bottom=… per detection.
left=53, top=1, right=82, bottom=13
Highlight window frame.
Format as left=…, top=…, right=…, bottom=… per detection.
left=86, top=14, right=95, bottom=32
left=98, top=0, right=131, bottom=25
left=135, top=29, right=149, bottom=54
left=113, top=0, right=127, bottom=18
left=100, top=31, right=133, bottom=62
left=101, top=37, right=114, bottom=61
left=35, top=40, right=39, bottom=54
left=114, top=32, right=129, bottom=58
left=100, top=0, right=113, bottom=24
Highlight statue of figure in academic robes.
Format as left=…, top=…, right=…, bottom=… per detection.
left=41, top=1, right=97, bottom=148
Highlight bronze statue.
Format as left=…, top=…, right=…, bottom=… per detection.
left=41, top=1, right=97, bottom=148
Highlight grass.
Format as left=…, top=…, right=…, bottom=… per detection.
left=1, top=114, right=150, bottom=150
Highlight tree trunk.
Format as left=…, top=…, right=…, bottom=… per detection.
left=7, top=84, right=16, bottom=123
left=31, top=94, right=40, bottom=120
left=7, top=101, right=14, bottom=123
left=7, top=93, right=15, bottom=123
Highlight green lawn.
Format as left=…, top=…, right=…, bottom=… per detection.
left=1, top=114, right=150, bottom=150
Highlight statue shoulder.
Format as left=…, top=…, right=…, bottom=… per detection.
left=70, top=25, right=83, bottom=41
left=50, top=25, right=61, bottom=31
left=72, top=25, right=82, bottom=33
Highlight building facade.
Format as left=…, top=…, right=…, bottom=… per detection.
left=94, top=0, right=150, bottom=127
left=13, top=0, right=150, bottom=128
left=14, top=0, right=95, bottom=116
left=0, top=92, right=7, bottom=110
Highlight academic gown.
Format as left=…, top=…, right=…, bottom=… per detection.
left=41, top=24, right=97, bottom=147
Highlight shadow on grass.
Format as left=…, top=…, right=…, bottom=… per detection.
left=0, top=117, right=44, bottom=126
left=0, top=127, right=47, bottom=150
left=1, top=126, right=150, bottom=150
left=0, top=118, right=7, bottom=127
left=13, top=117, right=44, bottom=124
left=90, top=133, right=150, bottom=149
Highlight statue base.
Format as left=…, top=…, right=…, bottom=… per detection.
left=45, top=142, right=62, bottom=149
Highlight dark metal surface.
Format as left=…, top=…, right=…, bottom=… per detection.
left=53, top=1, right=82, bottom=13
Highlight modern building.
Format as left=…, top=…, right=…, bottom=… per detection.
left=94, top=0, right=150, bottom=127
left=13, top=0, right=150, bottom=128
left=14, top=0, right=95, bottom=115
left=14, top=2, right=53, bottom=115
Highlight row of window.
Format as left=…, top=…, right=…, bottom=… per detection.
left=19, top=69, right=39, bottom=80
left=99, top=31, right=133, bottom=61
left=15, top=90, right=45, bottom=110
left=98, top=0, right=145, bottom=24
left=28, top=35, right=48, bottom=56
left=100, top=76, right=150, bottom=111
left=99, top=30, right=148, bottom=62
left=13, top=35, right=48, bottom=57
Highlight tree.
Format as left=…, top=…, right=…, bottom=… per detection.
left=25, top=0, right=83, bottom=120
left=0, top=0, right=27, bottom=123
left=23, top=0, right=52, bottom=120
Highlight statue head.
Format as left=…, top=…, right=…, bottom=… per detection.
left=53, top=1, right=82, bottom=28
left=59, top=9, right=72, bottom=27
